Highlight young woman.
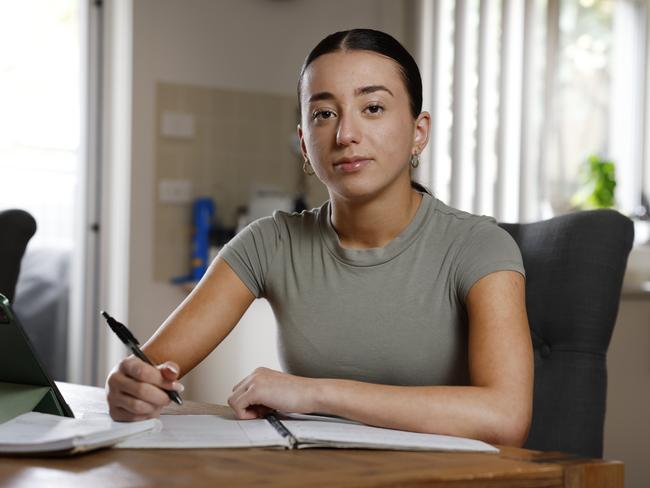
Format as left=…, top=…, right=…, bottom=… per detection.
left=106, top=29, right=533, bottom=447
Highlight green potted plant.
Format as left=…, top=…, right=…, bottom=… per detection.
left=570, top=154, right=617, bottom=210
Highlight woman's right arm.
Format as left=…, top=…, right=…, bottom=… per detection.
left=105, top=257, right=255, bottom=421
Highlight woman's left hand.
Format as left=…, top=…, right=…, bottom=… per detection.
left=228, top=367, right=320, bottom=419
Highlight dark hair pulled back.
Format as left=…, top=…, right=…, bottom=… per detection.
left=297, top=28, right=423, bottom=119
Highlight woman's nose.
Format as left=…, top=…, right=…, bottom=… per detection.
left=336, top=113, right=362, bottom=146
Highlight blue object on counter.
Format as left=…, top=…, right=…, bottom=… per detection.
left=191, top=197, right=215, bottom=281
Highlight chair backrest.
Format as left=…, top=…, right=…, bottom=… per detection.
left=499, top=209, right=634, bottom=458
left=0, top=209, right=37, bottom=302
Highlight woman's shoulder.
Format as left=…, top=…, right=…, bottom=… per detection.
left=272, top=203, right=324, bottom=225
left=423, top=198, right=525, bottom=297
left=247, top=201, right=326, bottom=240
left=427, top=196, right=498, bottom=239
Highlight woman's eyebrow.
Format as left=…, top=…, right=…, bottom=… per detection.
left=308, top=85, right=394, bottom=104
left=355, top=85, right=394, bottom=97
left=308, top=91, right=335, bottom=103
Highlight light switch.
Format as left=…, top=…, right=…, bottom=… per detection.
left=159, top=179, right=193, bottom=204
left=161, top=111, right=195, bottom=139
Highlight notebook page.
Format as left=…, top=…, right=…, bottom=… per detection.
left=115, top=415, right=286, bottom=449
left=282, top=420, right=499, bottom=452
left=0, top=412, right=159, bottom=453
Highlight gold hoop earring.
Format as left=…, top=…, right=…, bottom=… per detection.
left=303, top=159, right=315, bottom=176
left=410, top=153, right=420, bottom=169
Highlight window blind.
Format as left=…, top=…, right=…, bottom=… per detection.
left=415, top=0, right=648, bottom=222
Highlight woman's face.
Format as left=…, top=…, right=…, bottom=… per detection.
left=298, top=50, right=429, bottom=202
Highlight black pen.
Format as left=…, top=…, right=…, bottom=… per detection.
left=101, top=310, right=183, bottom=405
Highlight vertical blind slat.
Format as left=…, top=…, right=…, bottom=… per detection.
left=432, top=0, right=454, bottom=203
left=495, top=0, right=509, bottom=221
left=539, top=0, right=559, bottom=218
left=638, top=3, right=648, bottom=210
left=415, top=0, right=435, bottom=187
left=496, top=0, right=524, bottom=222
left=519, top=0, right=537, bottom=222
left=610, top=1, right=647, bottom=213
left=427, top=0, right=445, bottom=198
left=475, top=0, right=498, bottom=216
left=451, top=0, right=468, bottom=210
left=641, top=0, right=650, bottom=202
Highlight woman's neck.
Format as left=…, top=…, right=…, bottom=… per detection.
left=329, top=182, right=423, bottom=249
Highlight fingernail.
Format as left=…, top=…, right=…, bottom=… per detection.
left=173, top=382, right=185, bottom=392
left=166, top=363, right=179, bottom=375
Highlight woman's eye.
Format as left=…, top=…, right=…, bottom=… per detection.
left=365, top=104, right=384, bottom=115
left=313, top=109, right=335, bottom=120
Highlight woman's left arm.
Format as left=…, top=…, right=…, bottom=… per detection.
left=228, top=270, right=533, bottom=447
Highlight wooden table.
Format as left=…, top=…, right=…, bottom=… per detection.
left=0, top=383, right=623, bottom=487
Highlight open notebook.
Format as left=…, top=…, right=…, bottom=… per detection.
left=115, top=412, right=498, bottom=453
left=0, top=411, right=160, bottom=455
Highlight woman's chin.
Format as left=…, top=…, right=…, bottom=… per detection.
left=326, top=171, right=411, bottom=203
left=328, top=180, right=389, bottom=203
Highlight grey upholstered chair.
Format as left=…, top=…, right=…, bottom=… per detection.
left=499, top=209, right=634, bottom=458
left=0, top=209, right=37, bottom=303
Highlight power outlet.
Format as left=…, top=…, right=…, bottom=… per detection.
left=159, top=179, right=193, bottom=204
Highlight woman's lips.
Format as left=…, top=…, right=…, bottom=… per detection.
left=334, top=158, right=372, bottom=173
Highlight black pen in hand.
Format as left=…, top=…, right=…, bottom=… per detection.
left=101, top=310, right=183, bottom=405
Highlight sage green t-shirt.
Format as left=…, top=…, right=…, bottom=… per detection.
left=219, top=189, right=525, bottom=386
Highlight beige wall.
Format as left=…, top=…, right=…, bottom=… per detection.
left=128, top=0, right=414, bottom=393
left=604, top=298, right=650, bottom=488
left=152, top=83, right=309, bottom=281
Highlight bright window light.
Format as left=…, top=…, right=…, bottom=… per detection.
left=0, top=0, right=81, bottom=248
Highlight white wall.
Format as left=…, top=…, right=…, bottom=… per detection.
left=127, top=0, right=413, bottom=395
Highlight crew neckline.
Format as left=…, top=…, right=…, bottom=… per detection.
left=318, top=190, right=436, bottom=267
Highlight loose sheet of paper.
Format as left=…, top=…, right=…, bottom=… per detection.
left=282, top=420, right=499, bottom=452
left=116, top=415, right=286, bottom=449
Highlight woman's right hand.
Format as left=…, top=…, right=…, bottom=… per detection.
left=105, top=356, right=184, bottom=421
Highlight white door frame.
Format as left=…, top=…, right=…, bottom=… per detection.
left=68, top=0, right=133, bottom=386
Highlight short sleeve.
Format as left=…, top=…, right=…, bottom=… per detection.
left=217, top=215, right=281, bottom=298
left=453, top=218, right=526, bottom=302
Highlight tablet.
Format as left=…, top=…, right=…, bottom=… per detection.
left=0, top=293, right=74, bottom=419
